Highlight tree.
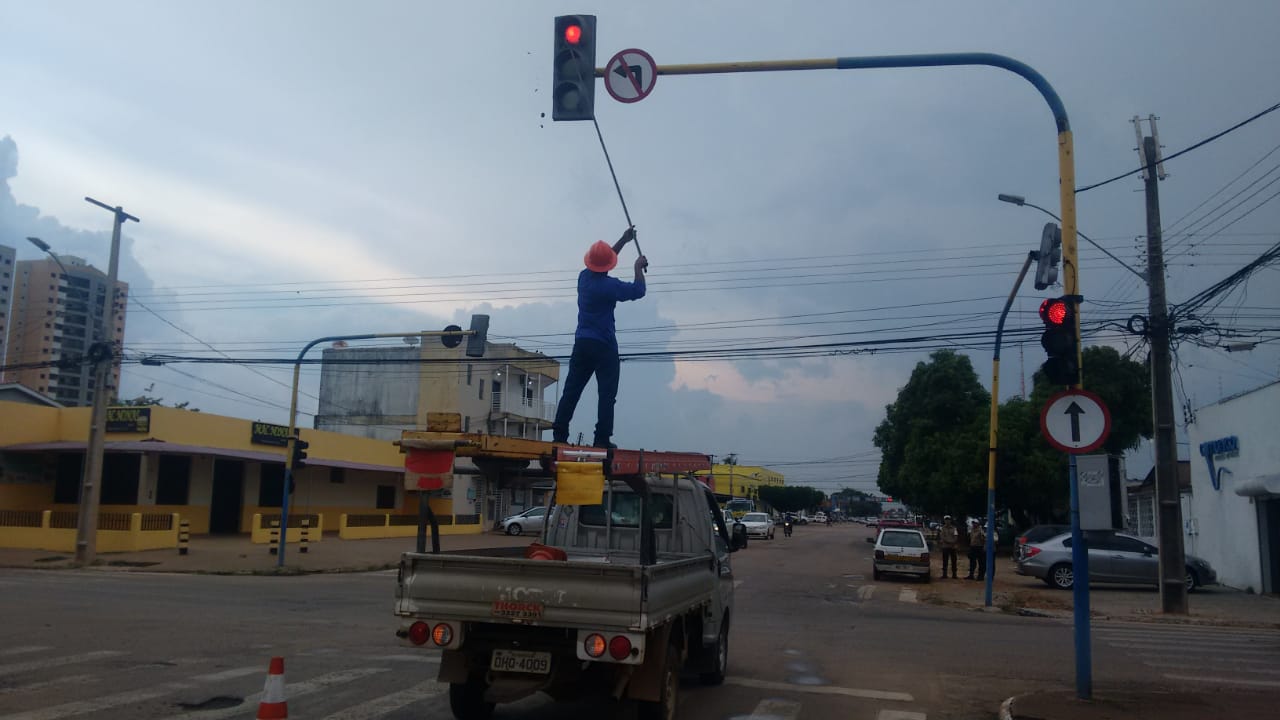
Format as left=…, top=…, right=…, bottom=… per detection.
left=118, top=394, right=200, bottom=412
left=873, top=350, right=990, bottom=516
left=757, top=486, right=826, bottom=513
left=999, top=345, right=1152, bottom=527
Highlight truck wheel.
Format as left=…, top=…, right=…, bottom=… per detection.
left=699, top=619, right=729, bottom=686
left=448, top=679, right=495, bottom=720
left=639, top=644, right=681, bottom=720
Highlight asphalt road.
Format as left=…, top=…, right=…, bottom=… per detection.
left=1, top=524, right=1276, bottom=719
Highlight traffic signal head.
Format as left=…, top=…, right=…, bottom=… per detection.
left=1034, top=222, right=1062, bottom=291
left=466, top=314, right=489, bottom=358
left=552, top=15, right=597, bottom=121
left=291, top=436, right=310, bottom=470
left=1039, top=296, right=1079, bottom=386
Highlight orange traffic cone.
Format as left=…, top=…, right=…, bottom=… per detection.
left=256, top=656, right=288, bottom=719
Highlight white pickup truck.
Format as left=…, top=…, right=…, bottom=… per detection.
left=395, top=472, right=746, bottom=720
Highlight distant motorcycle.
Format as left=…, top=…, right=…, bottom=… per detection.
left=783, top=520, right=793, bottom=537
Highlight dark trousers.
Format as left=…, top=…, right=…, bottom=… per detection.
left=968, top=546, right=988, bottom=579
left=941, top=548, right=958, bottom=576
left=552, top=338, right=620, bottom=445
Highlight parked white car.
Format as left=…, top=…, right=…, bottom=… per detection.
left=866, top=528, right=931, bottom=582
left=502, top=506, right=548, bottom=536
left=738, top=512, right=775, bottom=540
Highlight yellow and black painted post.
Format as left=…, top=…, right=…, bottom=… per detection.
left=178, top=518, right=190, bottom=555
left=269, top=519, right=280, bottom=555
left=300, top=517, right=309, bottom=554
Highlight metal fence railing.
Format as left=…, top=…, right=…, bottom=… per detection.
left=346, top=514, right=388, bottom=528
left=258, top=513, right=319, bottom=529
left=139, top=514, right=174, bottom=532
left=0, top=510, right=43, bottom=528
left=98, top=513, right=133, bottom=531
left=49, top=511, right=79, bottom=529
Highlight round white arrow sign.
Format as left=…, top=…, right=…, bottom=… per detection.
left=1040, top=389, right=1111, bottom=454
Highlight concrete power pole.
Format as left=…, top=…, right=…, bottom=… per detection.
left=1136, top=119, right=1188, bottom=614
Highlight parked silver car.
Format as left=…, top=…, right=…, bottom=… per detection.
left=501, top=506, right=548, bottom=536
left=1016, top=530, right=1217, bottom=591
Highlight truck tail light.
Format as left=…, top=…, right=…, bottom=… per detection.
left=1023, top=546, right=1042, bottom=559
left=583, top=633, right=607, bottom=658
left=432, top=623, right=454, bottom=647
left=874, top=550, right=885, bottom=560
left=408, top=621, right=430, bottom=646
left=920, top=552, right=930, bottom=562
left=609, top=635, right=632, bottom=660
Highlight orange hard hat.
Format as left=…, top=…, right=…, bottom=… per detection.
left=584, top=240, right=618, bottom=272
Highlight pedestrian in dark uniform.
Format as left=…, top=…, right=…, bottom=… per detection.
left=939, top=515, right=959, bottom=579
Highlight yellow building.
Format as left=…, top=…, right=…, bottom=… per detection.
left=694, top=464, right=784, bottom=504
left=0, top=400, right=480, bottom=540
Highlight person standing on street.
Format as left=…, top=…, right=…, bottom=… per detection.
left=967, top=520, right=988, bottom=580
left=939, top=515, right=959, bottom=579
left=552, top=227, right=648, bottom=449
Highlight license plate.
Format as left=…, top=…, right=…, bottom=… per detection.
left=490, top=649, right=551, bottom=674
left=887, top=555, right=920, bottom=563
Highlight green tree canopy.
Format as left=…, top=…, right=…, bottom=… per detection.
left=757, top=486, right=826, bottom=513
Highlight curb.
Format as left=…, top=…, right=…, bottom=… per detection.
left=999, top=694, right=1021, bottom=720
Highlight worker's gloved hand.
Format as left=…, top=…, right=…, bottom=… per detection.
left=634, top=255, right=649, bottom=273
left=618, top=226, right=636, bottom=245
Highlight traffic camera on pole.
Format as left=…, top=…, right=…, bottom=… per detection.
left=1034, top=222, right=1062, bottom=291
left=552, top=15, right=597, bottom=121
left=1039, top=296, right=1079, bottom=386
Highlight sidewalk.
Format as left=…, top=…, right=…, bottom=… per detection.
left=920, top=558, right=1280, bottom=629
left=0, top=531, right=533, bottom=574
left=1001, top=687, right=1277, bottom=720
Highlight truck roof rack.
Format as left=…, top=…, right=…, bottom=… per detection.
left=399, top=431, right=712, bottom=476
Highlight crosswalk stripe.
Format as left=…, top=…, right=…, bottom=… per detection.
left=189, top=666, right=264, bottom=682
left=161, top=667, right=390, bottom=720
left=317, top=681, right=443, bottom=720
left=724, top=676, right=914, bottom=702
left=0, top=651, right=125, bottom=678
left=0, top=682, right=190, bottom=720
left=878, top=711, right=928, bottom=720
left=858, top=586, right=876, bottom=600
left=1162, top=673, right=1280, bottom=689
left=898, top=588, right=918, bottom=603
left=0, top=675, right=99, bottom=696
left=1097, top=624, right=1280, bottom=638
left=747, top=698, right=801, bottom=720
left=0, top=647, right=51, bottom=658
left=1141, top=660, right=1280, bottom=675
left=1098, top=630, right=1279, bottom=644
left=1116, top=643, right=1277, bottom=655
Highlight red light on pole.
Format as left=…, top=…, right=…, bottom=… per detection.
left=564, top=24, right=582, bottom=44
left=1040, top=298, right=1069, bottom=326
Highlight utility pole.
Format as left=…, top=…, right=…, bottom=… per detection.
left=76, top=197, right=139, bottom=566
left=1137, top=120, right=1187, bottom=613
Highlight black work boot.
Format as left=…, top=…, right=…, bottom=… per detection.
left=593, top=438, right=617, bottom=449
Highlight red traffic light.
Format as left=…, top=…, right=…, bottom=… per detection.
left=564, top=24, right=582, bottom=44
left=1040, top=298, right=1070, bottom=326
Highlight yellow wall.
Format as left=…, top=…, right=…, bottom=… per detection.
left=0, top=403, right=61, bottom=444
left=696, top=464, right=785, bottom=498
left=337, top=513, right=483, bottom=539
left=0, top=511, right=178, bottom=553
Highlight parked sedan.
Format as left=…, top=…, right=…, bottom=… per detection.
left=501, top=506, right=548, bottom=536
left=867, top=528, right=931, bottom=582
left=739, top=512, right=775, bottom=540
left=1014, top=524, right=1069, bottom=560
left=1016, top=530, right=1218, bottom=591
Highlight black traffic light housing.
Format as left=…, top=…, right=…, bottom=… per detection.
left=1039, top=296, right=1080, bottom=386
left=466, top=314, right=489, bottom=358
left=552, top=14, right=597, bottom=121
left=291, top=435, right=310, bottom=471
left=1034, top=222, right=1062, bottom=291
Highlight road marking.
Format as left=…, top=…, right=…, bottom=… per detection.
left=1141, top=660, right=1280, bottom=675
left=1162, top=673, right=1280, bottom=689
left=0, top=651, right=125, bottom=677
left=0, top=675, right=99, bottom=696
left=857, top=586, right=876, bottom=601
left=0, top=682, right=191, bottom=720
left=1117, top=643, right=1276, bottom=655
left=318, top=681, right=443, bottom=720
left=746, top=698, right=801, bottom=720
left=189, top=666, right=264, bottom=682
left=1099, top=634, right=1279, bottom=648
left=724, top=676, right=913, bottom=702
left=0, top=647, right=51, bottom=657
left=734, top=580, right=744, bottom=589
left=878, top=711, right=928, bottom=720
left=161, top=667, right=390, bottom=720
left=1097, top=623, right=1280, bottom=638
left=898, top=588, right=918, bottom=603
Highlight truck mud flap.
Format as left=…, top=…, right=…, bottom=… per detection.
left=625, top=623, right=678, bottom=702
left=438, top=649, right=470, bottom=683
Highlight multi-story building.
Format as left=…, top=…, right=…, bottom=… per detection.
left=2, top=255, right=128, bottom=406
left=0, top=244, right=14, bottom=373
left=315, top=340, right=560, bottom=441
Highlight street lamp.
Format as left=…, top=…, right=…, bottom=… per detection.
left=998, top=194, right=1147, bottom=283
left=75, top=197, right=139, bottom=566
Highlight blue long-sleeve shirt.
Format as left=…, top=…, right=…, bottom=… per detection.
left=575, top=268, right=646, bottom=349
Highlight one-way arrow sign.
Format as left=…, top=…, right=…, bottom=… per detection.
left=1041, top=390, right=1111, bottom=454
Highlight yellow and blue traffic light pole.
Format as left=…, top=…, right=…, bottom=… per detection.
left=595, top=50, right=1087, bottom=698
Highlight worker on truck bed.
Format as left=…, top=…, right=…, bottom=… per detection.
left=552, top=227, right=648, bottom=449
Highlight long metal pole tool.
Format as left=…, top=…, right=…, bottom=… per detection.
left=591, top=117, right=642, bottom=257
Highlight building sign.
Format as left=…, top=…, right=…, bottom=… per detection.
left=106, top=407, right=151, bottom=433
left=251, top=421, right=292, bottom=447
left=1199, top=435, right=1239, bottom=491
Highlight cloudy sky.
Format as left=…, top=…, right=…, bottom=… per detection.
left=2, top=1, right=1278, bottom=492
